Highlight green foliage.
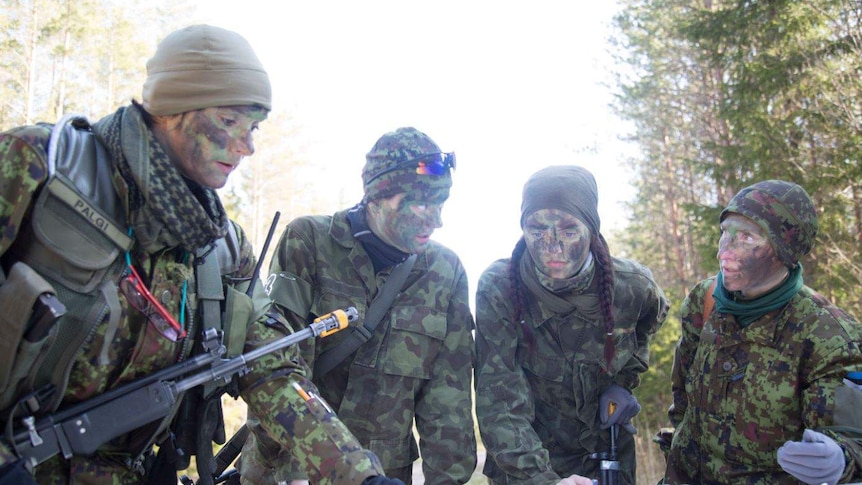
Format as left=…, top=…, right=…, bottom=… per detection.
left=612, top=0, right=862, bottom=321
left=613, top=2, right=862, bottom=482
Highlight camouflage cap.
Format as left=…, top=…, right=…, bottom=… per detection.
left=362, top=127, right=453, bottom=202
left=720, top=179, right=818, bottom=267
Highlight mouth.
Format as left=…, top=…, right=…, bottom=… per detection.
left=216, top=161, right=235, bottom=175
left=721, top=266, right=741, bottom=277
left=415, top=234, right=431, bottom=244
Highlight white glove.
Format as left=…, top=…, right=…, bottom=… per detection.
left=777, top=429, right=845, bottom=485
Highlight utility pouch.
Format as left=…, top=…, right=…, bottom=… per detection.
left=0, top=262, right=64, bottom=407
left=222, top=285, right=254, bottom=359
left=835, top=385, right=862, bottom=428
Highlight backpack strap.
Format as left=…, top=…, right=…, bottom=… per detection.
left=696, top=279, right=717, bottom=330
left=313, top=254, right=417, bottom=378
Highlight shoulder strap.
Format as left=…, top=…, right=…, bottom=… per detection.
left=702, top=279, right=716, bottom=324
left=313, top=254, right=417, bottom=378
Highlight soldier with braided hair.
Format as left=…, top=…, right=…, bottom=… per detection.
left=474, top=165, right=668, bottom=485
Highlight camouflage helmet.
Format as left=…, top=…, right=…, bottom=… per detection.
left=362, top=127, right=454, bottom=202
left=720, top=180, right=818, bottom=268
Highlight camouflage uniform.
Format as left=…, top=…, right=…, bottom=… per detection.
left=475, top=256, right=668, bottom=485
left=666, top=179, right=862, bottom=484
left=0, top=107, right=384, bottom=484
left=247, top=207, right=477, bottom=485
left=665, top=278, right=862, bottom=484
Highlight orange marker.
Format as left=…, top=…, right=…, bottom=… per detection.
left=292, top=382, right=311, bottom=401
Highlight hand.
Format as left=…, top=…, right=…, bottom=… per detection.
left=599, top=383, right=641, bottom=434
left=777, top=429, right=845, bottom=485
left=556, top=474, right=595, bottom=485
left=361, top=476, right=406, bottom=485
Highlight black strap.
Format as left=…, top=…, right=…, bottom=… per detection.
left=313, top=254, right=417, bottom=378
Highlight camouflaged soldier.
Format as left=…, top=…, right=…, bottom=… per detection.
left=664, top=180, right=862, bottom=485
left=239, top=127, right=477, bottom=485
left=474, top=166, right=669, bottom=485
left=0, top=24, right=396, bottom=485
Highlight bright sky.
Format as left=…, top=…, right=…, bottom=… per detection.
left=194, top=1, right=635, bottom=301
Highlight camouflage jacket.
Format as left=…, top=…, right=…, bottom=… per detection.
left=259, top=208, right=477, bottom=484
left=0, top=111, right=383, bottom=484
left=474, top=256, right=668, bottom=485
left=666, top=277, right=862, bottom=484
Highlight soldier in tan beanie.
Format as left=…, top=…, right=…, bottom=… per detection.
left=0, top=24, right=399, bottom=485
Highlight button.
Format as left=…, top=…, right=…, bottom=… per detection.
left=161, top=290, right=172, bottom=305
left=722, top=361, right=732, bottom=371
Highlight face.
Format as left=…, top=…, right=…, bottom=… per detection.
left=366, top=187, right=449, bottom=254
left=717, top=213, right=787, bottom=297
left=523, top=209, right=591, bottom=279
left=157, top=105, right=268, bottom=188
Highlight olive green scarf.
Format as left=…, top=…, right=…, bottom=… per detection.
left=518, top=249, right=603, bottom=320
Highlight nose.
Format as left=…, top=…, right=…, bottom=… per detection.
left=717, top=234, right=734, bottom=262
left=546, top=231, right=562, bottom=253
left=427, top=205, right=443, bottom=230
left=231, top=131, right=255, bottom=157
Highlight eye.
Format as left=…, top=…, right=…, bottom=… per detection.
left=220, top=116, right=237, bottom=127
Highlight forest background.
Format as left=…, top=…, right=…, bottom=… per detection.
left=2, top=0, right=860, bottom=484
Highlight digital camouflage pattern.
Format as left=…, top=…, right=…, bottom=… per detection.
left=666, top=278, right=862, bottom=484
left=720, top=180, right=818, bottom=268
left=361, top=127, right=453, bottom=202
left=474, top=257, right=668, bottom=485
left=245, top=208, right=477, bottom=485
left=0, top=111, right=384, bottom=484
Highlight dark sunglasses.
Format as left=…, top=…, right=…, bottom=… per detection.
left=367, top=152, right=456, bottom=184
left=119, top=263, right=187, bottom=341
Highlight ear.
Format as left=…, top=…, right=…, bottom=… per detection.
left=152, top=112, right=185, bottom=132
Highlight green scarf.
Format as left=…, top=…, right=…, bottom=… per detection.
left=713, top=264, right=804, bottom=327
left=518, top=249, right=602, bottom=320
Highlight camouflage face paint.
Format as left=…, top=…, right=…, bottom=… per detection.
left=163, top=105, right=267, bottom=188
left=718, top=214, right=787, bottom=298
left=523, top=209, right=591, bottom=279
left=366, top=187, right=449, bottom=254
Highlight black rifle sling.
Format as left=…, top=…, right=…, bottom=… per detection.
left=313, top=254, right=417, bottom=378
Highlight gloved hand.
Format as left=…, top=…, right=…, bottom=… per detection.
left=0, top=459, right=37, bottom=485
left=777, top=429, right=845, bottom=485
left=362, top=476, right=406, bottom=485
left=599, top=383, right=640, bottom=434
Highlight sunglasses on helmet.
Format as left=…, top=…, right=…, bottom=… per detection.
left=367, top=152, right=456, bottom=184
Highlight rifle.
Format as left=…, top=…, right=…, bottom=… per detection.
left=5, top=307, right=358, bottom=472
left=590, top=403, right=621, bottom=485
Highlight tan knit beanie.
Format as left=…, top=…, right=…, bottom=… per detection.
left=142, top=24, right=272, bottom=116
